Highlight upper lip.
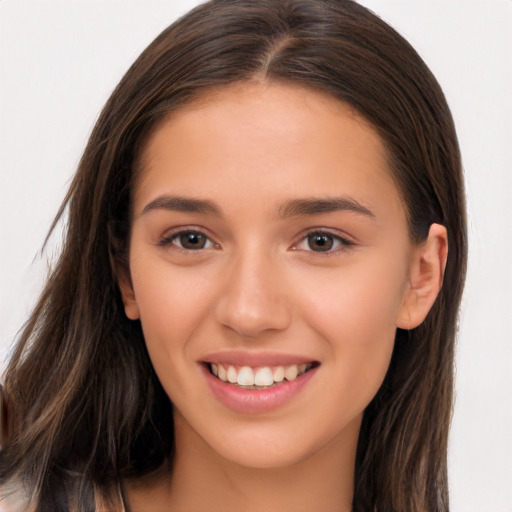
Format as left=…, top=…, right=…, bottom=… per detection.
left=201, top=350, right=318, bottom=367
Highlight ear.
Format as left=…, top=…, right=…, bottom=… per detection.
left=396, top=223, right=448, bottom=330
left=117, top=265, right=140, bottom=320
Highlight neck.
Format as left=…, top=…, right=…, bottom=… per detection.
left=125, top=413, right=360, bottom=512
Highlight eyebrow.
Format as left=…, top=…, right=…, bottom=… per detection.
left=142, top=196, right=222, bottom=216
left=141, top=194, right=375, bottom=220
left=277, top=197, right=375, bottom=219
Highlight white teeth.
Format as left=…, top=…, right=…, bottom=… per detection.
left=217, top=364, right=227, bottom=382
left=273, top=366, right=285, bottom=383
left=237, top=366, right=255, bottom=386
left=211, top=362, right=313, bottom=387
left=254, top=367, right=274, bottom=386
left=284, top=365, right=298, bottom=381
left=227, top=365, right=237, bottom=384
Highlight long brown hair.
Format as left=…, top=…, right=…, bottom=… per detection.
left=0, top=1, right=467, bottom=510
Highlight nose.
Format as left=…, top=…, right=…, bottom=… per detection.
left=214, top=250, right=292, bottom=338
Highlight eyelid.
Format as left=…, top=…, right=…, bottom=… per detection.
left=290, top=228, right=355, bottom=254
left=156, top=226, right=354, bottom=254
left=157, top=226, right=219, bottom=250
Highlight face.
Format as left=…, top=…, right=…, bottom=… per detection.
left=121, top=82, right=431, bottom=469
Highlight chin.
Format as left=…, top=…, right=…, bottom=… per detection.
left=204, top=420, right=350, bottom=471
left=217, top=442, right=311, bottom=470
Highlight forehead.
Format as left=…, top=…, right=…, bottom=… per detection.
left=134, top=81, right=405, bottom=225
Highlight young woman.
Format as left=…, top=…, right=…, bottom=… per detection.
left=0, top=1, right=467, bottom=511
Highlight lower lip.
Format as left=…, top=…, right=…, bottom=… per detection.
left=202, top=365, right=318, bottom=414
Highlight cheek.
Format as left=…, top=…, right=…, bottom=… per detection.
left=128, top=260, right=220, bottom=407
left=294, top=255, right=408, bottom=398
left=300, top=257, right=407, bottom=337
left=128, top=254, right=215, bottom=357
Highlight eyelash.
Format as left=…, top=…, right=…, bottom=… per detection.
left=158, top=228, right=218, bottom=251
left=157, top=228, right=354, bottom=254
left=291, top=230, right=354, bottom=255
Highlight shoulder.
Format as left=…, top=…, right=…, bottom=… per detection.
left=0, top=481, right=33, bottom=512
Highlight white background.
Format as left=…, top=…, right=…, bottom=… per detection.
left=1, top=1, right=511, bottom=510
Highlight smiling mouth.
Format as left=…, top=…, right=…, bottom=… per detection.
left=205, top=362, right=318, bottom=389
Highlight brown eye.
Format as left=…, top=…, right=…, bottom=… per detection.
left=159, top=230, right=215, bottom=250
left=292, top=230, right=353, bottom=254
left=307, top=233, right=335, bottom=252
left=178, top=232, right=208, bottom=250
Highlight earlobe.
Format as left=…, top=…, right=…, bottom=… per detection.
left=396, top=223, right=448, bottom=330
left=117, top=266, right=141, bottom=320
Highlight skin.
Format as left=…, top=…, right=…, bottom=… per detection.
left=120, top=82, right=447, bottom=512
